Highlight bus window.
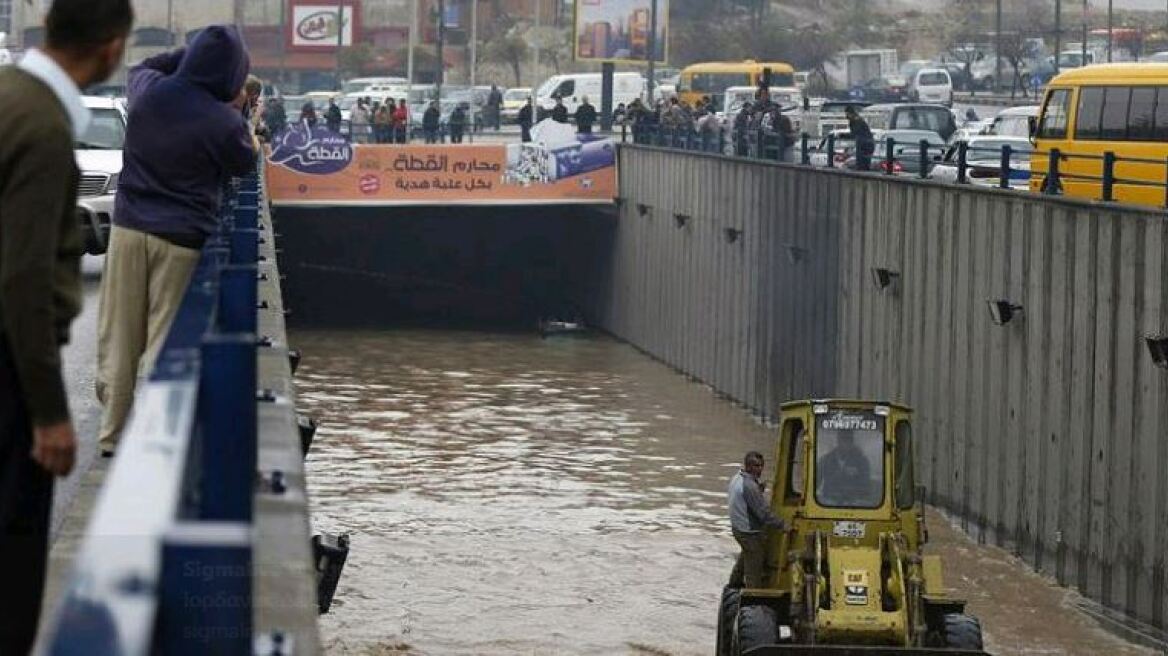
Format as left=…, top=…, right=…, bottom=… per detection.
left=690, top=73, right=751, bottom=94
left=1100, top=87, right=1131, bottom=140
left=1037, top=89, right=1070, bottom=139
left=1128, top=87, right=1156, bottom=141
left=1155, top=88, right=1168, bottom=141
left=1075, top=87, right=1105, bottom=139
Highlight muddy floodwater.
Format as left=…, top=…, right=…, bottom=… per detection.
left=294, top=329, right=1156, bottom=656
left=295, top=330, right=772, bottom=655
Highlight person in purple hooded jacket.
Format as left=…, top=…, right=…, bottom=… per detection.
left=95, top=25, right=256, bottom=457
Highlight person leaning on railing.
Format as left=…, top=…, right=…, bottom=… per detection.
left=0, top=1, right=133, bottom=650
left=96, top=24, right=256, bottom=458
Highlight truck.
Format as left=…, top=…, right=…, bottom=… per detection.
left=845, top=49, right=899, bottom=88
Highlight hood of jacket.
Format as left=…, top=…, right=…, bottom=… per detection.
left=177, top=25, right=249, bottom=102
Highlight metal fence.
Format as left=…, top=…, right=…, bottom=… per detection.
left=43, top=167, right=319, bottom=655
left=623, top=123, right=1168, bottom=209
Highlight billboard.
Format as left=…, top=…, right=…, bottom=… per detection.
left=575, top=0, right=668, bottom=63
left=287, top=0, right=361, bottom=50
left=264, top=124, right=616, bottom=206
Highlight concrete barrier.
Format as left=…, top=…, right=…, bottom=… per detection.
left=596, top=144, right=1168, bottom=635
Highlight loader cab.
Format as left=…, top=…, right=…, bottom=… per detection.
left=774, top=400, right=916, bottom=523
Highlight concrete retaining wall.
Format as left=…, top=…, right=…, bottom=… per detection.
left=596, top=145, right=1168, bottom=632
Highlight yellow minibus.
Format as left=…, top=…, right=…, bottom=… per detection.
left=677, top=61, right=795, bottom=111
left=1031, top=64, right=1168, bottom=207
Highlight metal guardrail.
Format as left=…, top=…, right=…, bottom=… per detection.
left=42, top=166, right=305, bottom=654
left=623, top=123, right=1168, bottom=209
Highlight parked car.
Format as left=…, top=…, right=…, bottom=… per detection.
left=988, top=105, right=1039, bottom=138
left=929, top=136, right=1033, bottom=190
left=809, top=100, right=871, bottom=137
left=77, top=96, right=126, bottom=258
left=950, top=118, right=994, bottom=144
left=938, top=62, right=976, bottom=92
left=911, top=68, right=954, bottom=106
left=861, top=103, right=958, bottom=143
left=809, top=129, right=856, bottom=167
left=850, top=75, right=908, bottom=103
left=864, top=129, right=948, bottom=176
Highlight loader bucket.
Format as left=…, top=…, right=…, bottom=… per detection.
left=743, top=646, right=990, bottom=656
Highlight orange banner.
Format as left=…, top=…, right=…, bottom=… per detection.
left=265, top=130, right=617, bottom=206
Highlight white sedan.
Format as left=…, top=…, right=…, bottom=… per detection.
left=930, top=136, right=1033, bottom=190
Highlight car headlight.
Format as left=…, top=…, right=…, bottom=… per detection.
left=106, top=173, right=119, bottom=195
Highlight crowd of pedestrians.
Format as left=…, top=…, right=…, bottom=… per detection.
left=626, top=85, right=800, bottom=161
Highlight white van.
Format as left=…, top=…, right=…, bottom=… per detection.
left=534, top=72, right=645, bottom=114
left=912, top=68, right=953, bottom=106
left=342, top=76, right=408, bottom=95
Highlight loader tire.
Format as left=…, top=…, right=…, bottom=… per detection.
left=716, top=586, right=740, bottom=656
left=735, top=605, right=777, bottom=655
left=943, top=613, right=984, bottom=650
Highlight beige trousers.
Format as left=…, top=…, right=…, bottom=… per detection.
left=96, top=226, right=201, bottom=451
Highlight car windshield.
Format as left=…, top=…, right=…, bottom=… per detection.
left=891, top=108, right=951, bottom=133
left=861, top=109, right=893, bottom=129
left=535, top=78, right=559, bottom=97
left=504, top=89, right=527, bottom=101
left=918, top=72, right=948, bottom=86
left=815, top=412, right=885, bottom=509
left=993, top=115, right=1033, bottom=138
left=77, top=108, right=124, bottom=149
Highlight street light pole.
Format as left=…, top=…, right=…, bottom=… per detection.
left=436, top=0, right=445, bottom=98
left=531, top=0, right=539, bottom=86
left=335, top=0, right=344, bottom=84
left=1107, top=0, right=1113, bottom=62
left=1054, top=0, right=1061, bottom=75
left=1082, top=0, right=1088, bottom=67
left=408, top=0, right=417, bottom=86
left=647, top=0, right=658, bottom=103
left=470, top=0, right=478, bottom=87
left=994, top=0, right=1002, bottom=93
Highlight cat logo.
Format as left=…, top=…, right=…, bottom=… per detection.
left=844, top=570, right=869, bottom=605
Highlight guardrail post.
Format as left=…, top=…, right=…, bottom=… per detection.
left=918, top=140, right=929, bottom=179
left=995, top=144, right=1011, bottom=189
left=957, top=141, right=969, bottom=184
left=621, top=122, right=627, bottom=143
left=1102, top=151, right=1116, bottom=202
left=157, top=522, right=252, bottom=655
left=756, top=129, right=765, bottom=160
left=801, top=133, right=810, bottom=165
left=825, top=133, right=835, bottom=168
left=884, top=137, right=895, bottom=175
left=1044, top=148, right=1061, bottom=195
left=198, top=334, right=257, bottom=522
left=218, top=265, right=259, bottom=335
left=719, top=127, right=726, bottom=154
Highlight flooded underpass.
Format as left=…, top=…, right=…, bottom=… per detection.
left=292, top=330, right=1156, bottom=656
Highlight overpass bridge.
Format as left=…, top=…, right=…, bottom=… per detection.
left=42, top=126, right=1168, bottom=653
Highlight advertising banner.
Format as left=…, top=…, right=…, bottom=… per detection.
left=574, top=0, right=668, bottom=63
left=265, top=124, right=617, bottom=206
left=288, top=0, right=360, bottom=50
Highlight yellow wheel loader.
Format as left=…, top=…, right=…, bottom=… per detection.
left=716, top=400, right=989, bottom=656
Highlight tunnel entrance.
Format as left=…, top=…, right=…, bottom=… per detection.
left=273, top=205, right=616, bottom=329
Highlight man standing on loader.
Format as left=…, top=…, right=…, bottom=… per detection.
left=727, top=451, right=786, bottom=588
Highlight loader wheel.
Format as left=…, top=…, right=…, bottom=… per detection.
left=735, top=605, right=777, bottom=655
left=716, top=586, right=740, bottom=656
left=943, top=613, right=984, bottom=650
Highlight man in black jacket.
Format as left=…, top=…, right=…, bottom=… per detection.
left=575, top=95, right=597, bottom=135
left=551, top=95, right=568, bottom=123
left=517, top=97, right=534, bottom=143
left=423, top=100, right=441, bottom=143
left=325, top=97, right=342, bottom=133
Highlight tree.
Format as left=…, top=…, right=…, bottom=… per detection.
left=483, top=28, right=529, bottom=87
left=337, top=43, right=376, bottom=79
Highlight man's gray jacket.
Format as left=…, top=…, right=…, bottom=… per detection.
left=728, top=470, right=785, bottom=533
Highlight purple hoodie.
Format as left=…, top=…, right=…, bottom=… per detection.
left=114, top=26, right=255, bottom=247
